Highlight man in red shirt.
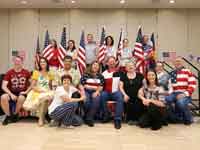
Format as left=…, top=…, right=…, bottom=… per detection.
left=1, top=56, right=31, bottom=125
left=166, top=57, right=196, bottom=125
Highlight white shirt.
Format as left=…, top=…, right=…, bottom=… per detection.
left=48, top=86, right=77, bottom=114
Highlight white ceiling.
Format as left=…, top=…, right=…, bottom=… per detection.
left=0, top=0, right=200, bottom=8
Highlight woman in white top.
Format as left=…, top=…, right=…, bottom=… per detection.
left=66, top=40, right=77, bottom=68
left=102, top=36, right=116, bottom=71
left=119, top=38, right=133, bottom=72
left=48, top=74, right=85, bottom=127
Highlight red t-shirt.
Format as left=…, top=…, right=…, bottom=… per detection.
left=48, top=48, right=60, bottom=68
left=3, top=69, right=31, bottom=94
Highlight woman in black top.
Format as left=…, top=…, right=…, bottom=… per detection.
left=119, top=61, right=144, bottom=124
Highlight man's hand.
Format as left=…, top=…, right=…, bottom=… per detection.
left=92, top=91, right=100, bottom=98
left=176, top=93, right=186, bottom=100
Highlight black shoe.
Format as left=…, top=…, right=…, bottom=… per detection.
left=114, top=120, right=121, bottom=129
left=184, top=121, right=193, bottom=126
left=102, top=116, right=110, bottom=123
left=2, top=116, right=11, bottom=126
left=11, top=114, right=19, bottom=123
left=151, top=123, right=162, bottom=131
left=85, top=120, right=94, bottom=127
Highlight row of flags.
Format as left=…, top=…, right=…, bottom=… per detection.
left=35, top=26, right=156, bottom=75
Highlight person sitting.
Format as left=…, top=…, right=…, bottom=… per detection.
left=155, top=61, right=170, bottom=92
left=165, top=57, right=196, bottom=125
left=80, top=61, right=104, bottom=127
left=101, top=56, right=124, bottom=129
left=57, top=56, right=80, bottom=87
left=138, top=70, right=167, bottom=130
left=23, top=57, right=54, bottom=126
left=119, top=61, right=144, bottom=125
left=48, top=75, right=85, bottom=127
left=1, top=56, right=31, bottom=125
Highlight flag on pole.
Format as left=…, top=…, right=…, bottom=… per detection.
left=116, top=29, right=123, bottom=67
left=97, top=27, right=106, bottom=63
left=133, top=27, right=145, bottom=74
left=77, top=30, right=86, bottom=75
left=42, top=30, right=54, bottom=60
left=35, top=36, right=41, bottom=70
left=58, top=27, right=67, bottom=67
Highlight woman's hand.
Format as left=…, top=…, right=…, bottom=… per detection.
left=124, top=94, right=130, bottom=102
left=142, top=99, right=151, bottom=106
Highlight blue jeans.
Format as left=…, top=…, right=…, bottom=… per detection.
left=165, top=92, right=193, bottom=123
left=100, top=91, right=124, bottom=121
left=84, top=90, right=100, bottom=121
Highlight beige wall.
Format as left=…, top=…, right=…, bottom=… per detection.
left=0, top=8, right=199, bottom=97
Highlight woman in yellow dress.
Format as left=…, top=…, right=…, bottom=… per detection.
left=23, top=57, right=54, bottom=126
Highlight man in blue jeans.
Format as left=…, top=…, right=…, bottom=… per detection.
left=165, top=57, right=196, bottom=125
left=101, top=56, right=124, bottom=129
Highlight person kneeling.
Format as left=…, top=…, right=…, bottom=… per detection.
left=138, top=70, right=167, bottom=130
left=48, top=75, right=85, bottom=127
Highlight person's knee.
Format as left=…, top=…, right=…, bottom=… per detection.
left=17, top=95, right=26, bottom=103
left=114, top=92, right=123, bottom=102
left=1, top=94, right=10, bottom=102
left=176, top=100, right=187, bottom=110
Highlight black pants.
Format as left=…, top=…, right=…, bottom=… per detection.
left=138, top=103, right=167, bottom=130
left=125, top=99, right=145, bottom=122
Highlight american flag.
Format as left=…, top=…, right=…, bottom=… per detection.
left=133, top=27, right=145, bottom=74
left=42, top=30, right=54, bottom=60
left=44, top=30, right=50, bottom=49
left=97, top=27, right=106, bottom=63
left=162, top=52, right=176, bottom=62
left=116, top=29, right=123, bottom=67
left=77, top=30, right=86, bottom=75
left=58, top=27, right=68, bottom=67
left=35, top=36, right=41, bottom=70
left=42, top=28, right=67, bottom=68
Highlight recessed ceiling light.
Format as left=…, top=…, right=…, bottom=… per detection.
left=120, top=0, right=125, bottom=4
left=20, top=0, right=28, bottom=5
left=169, top=0, right=175, bottom=4
left=71, top=0, right=76, bottom=4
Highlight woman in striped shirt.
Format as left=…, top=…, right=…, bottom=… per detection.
left=80, top=61, right=105, bottom=127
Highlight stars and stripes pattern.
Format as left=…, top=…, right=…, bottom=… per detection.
left=97, top=27, right=106, bottom=63
left=42, top=28, right=67, bottom=68
left=169, top=67, right=196, bottom=96
left=58, top=27, right=68, bottom=67
left=133, top=27, right=145, bottom=74
left=35, top=36, right=41, bottom=70
left=116, top=29, right=123, bottom=67
left=77, top=30, right=86, bottom=75
left=42, top=30, right=54, bottom=60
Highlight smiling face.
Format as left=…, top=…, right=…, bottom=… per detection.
left=91, top=62, right=100, bottom=74
left=13, top=57, right=23, bottom=69
left=39, top=58, right=47, bottom=71
left=62, top=78, right=71, bottom=88
left=125, top=62, right=135, bottom=73
left=68, top=40, right=75, bottom=50
left=106, top=36, right=113, bottom=46
left=87, top=34, right=93, bottom=43
left=123, top=39, right=129, bottom=48
left=174, top=57, right=183, bottom=69
left=155, top=62, right=164, bottom=73
left=107, top=57, right=116, bottom=69
left=63, top=58, right=72, bottom=70
left=147, top=71, right=156, bottom=85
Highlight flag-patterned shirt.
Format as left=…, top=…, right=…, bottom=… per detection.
left=80, top=73, right=104, bottom=91
left=102, top=69, right=121, bottom=93
left=169, top=68, right=196, bottom=96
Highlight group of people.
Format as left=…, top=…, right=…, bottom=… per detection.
left=0, top=33, right=197, bottom=130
